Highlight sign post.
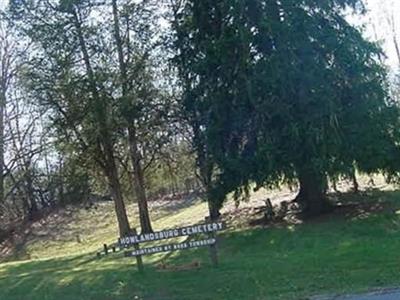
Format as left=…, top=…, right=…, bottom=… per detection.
left=131, top=228, right=144, bottom=273
left=205, top=217, right=218, bottom=267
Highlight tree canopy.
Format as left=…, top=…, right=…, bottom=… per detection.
left=172, top=0, right=400, bottom=216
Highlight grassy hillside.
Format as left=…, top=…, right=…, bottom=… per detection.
left=1, top=182, right=400, bottom=299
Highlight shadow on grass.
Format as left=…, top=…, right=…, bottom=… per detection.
left=2, top=189, right=400, bottom=300
left=0, top=195, right=203, bottom=263
left=240, top=188, right=400, bottom=230
left=0, top=206, right=91, bottom=262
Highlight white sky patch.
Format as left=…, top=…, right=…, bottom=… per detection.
left=0, top=0, right=6, bottom=10
left=347, top=0, right=400, bottom=70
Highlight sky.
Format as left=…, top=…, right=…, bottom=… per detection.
left=0, top=0, right=399, bottom=69
left=354, top=0, right=400, bottom=70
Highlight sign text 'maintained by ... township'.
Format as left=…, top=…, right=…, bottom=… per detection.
left=125, top=238, right=216, bottom=257
left=119, top=222, right=224, bottom=247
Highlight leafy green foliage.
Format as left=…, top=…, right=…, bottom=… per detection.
left=172, top=0, right=400, bottom=213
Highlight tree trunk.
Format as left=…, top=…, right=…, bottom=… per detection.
left=351, top=168, right=359, bottom=193
left=103, top=154, right=131, bottom=237
left=332, top=177, right=339, bottom=192
left=111, top=0, right=153, bottom=234
left=58, top=159, right=65, bottom=206
left=25, top=170, right=38, bottom=220
left=207, top=196, right=220, bottom=221
left=128, top=125, right=153, bottom=234
left=295, top=169, right=333, bottom=217
left=72, top=8, right=131, bottom=237
left=0, top=90, right=4, bottom=214
left=193, top=120, right=221, bottom=221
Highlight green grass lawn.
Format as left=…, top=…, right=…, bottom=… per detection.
left=1, top=189, right=400, bottom=299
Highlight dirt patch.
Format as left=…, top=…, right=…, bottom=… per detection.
left=223, top=186, right=396, bottom=230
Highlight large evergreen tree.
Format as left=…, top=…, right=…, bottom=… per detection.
left=172, top=0, right=400, bottom=216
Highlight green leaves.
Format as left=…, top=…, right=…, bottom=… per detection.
left=173, top=0, right=400, bottom=210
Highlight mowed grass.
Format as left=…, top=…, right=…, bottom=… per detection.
left=1, top=189, right=400, bottom=299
